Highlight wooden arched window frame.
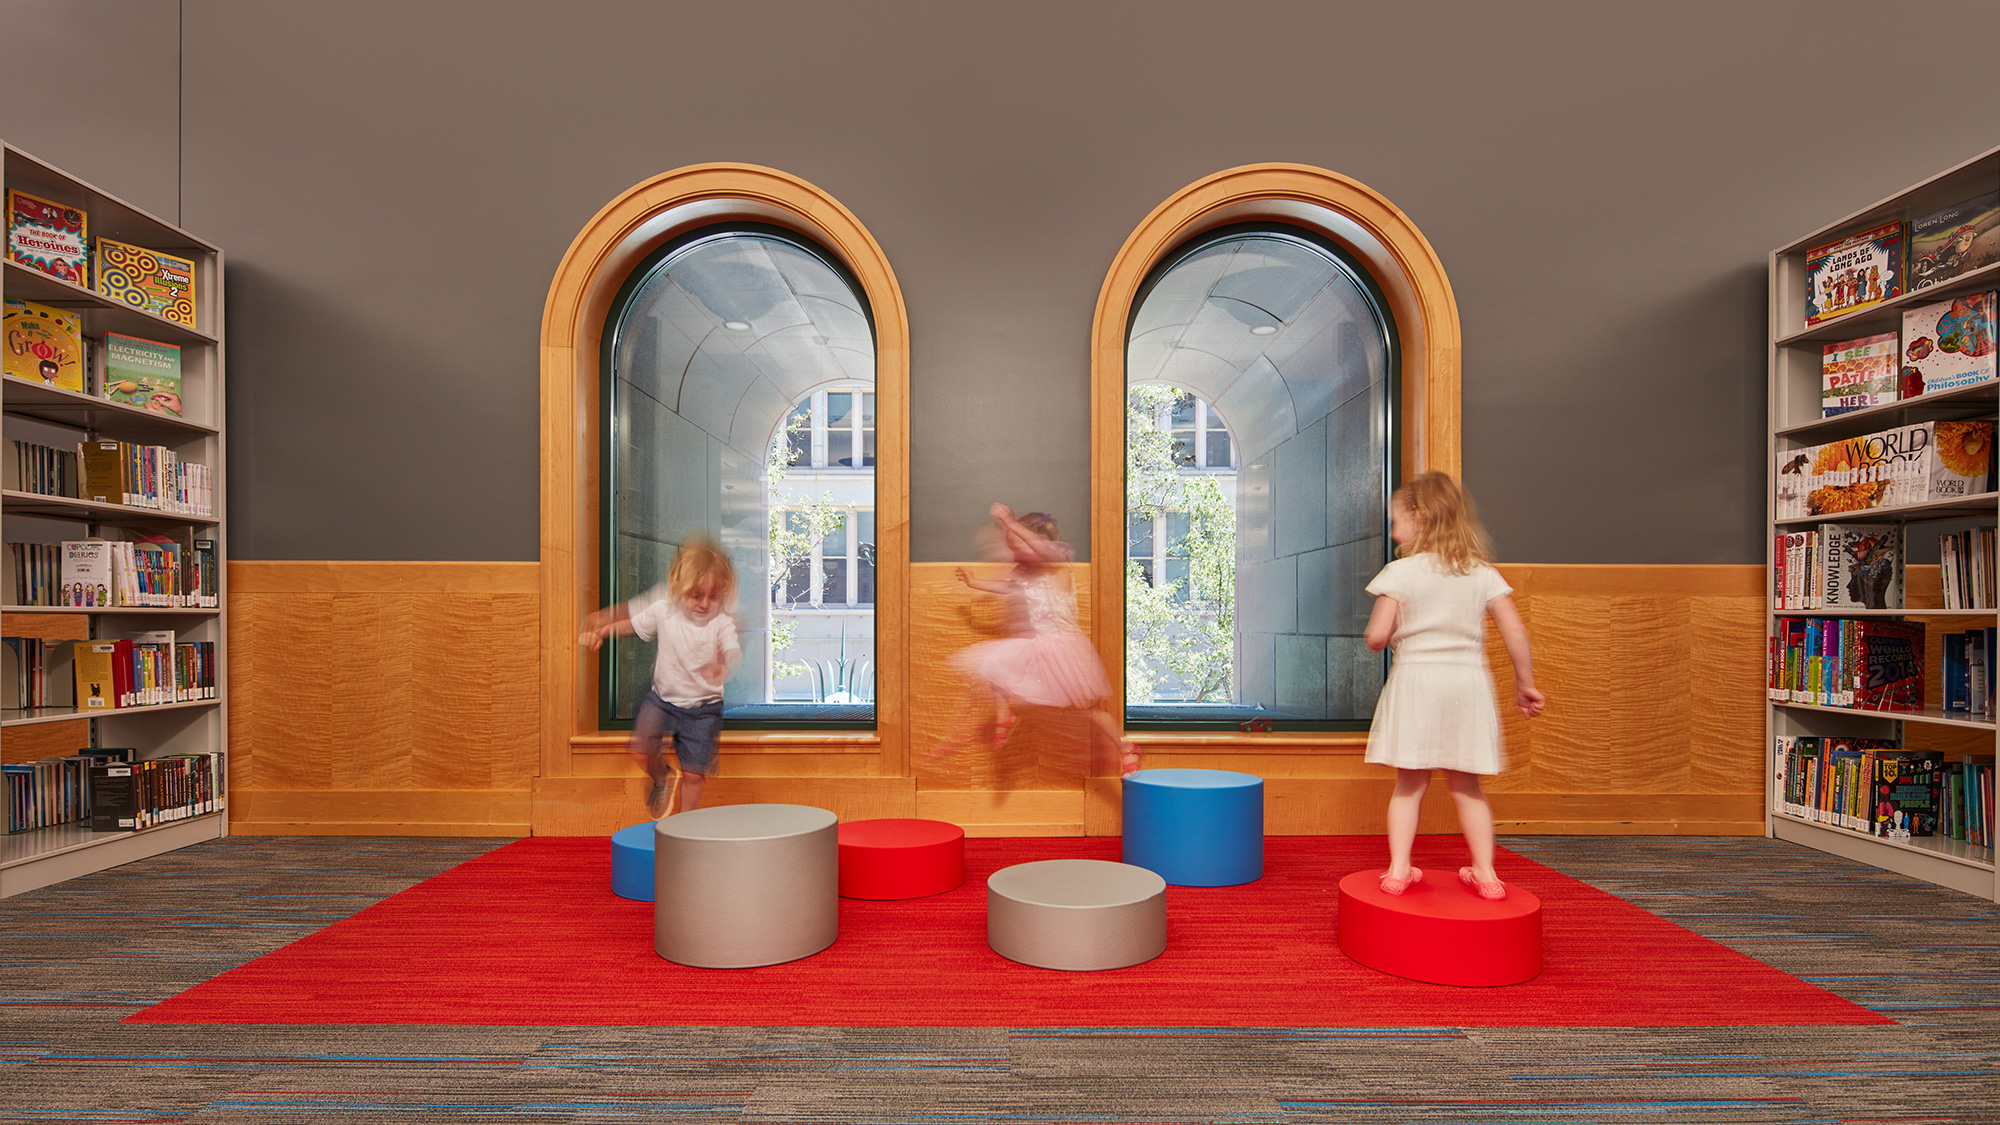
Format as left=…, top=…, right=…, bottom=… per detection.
left=541, top=165, right=910, bottom=796
left=1089, top=163, right=1460, bottom=752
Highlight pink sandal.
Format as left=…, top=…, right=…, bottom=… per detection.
left=1458, top=867, right=1507, bottom=901
left=1379, top=866, right=1423, bottom=895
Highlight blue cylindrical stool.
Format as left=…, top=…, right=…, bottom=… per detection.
left=1121, top=768, right=1264, bottom=886
left=611, top=822, right=656, bottom=901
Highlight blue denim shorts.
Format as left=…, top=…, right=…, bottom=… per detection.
left=632, top=690, right=724, bottom=776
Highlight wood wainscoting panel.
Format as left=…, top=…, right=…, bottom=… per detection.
left=227, top=561, right=539, bottom=836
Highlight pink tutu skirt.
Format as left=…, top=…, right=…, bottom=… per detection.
left=957, top=631, right=1109, bottom=709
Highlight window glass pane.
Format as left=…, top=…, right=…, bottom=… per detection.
left=822, top=512, right=849, bottom=605
left=860, top=393, right=876, bottom=468
left=604, top=228, right=876, bottom=726
left=1206, top=422, right=1232, bottom=468
left=826, top=392, right=854, bottom=467
left=857, top=510, right=876, bottom=605
left=1170, top=393, right=1197, bottom=467
left=1125, top=230, right=1391, bottom=725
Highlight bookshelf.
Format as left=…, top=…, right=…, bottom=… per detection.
left=1766, top=144, right=2000, bottom=903
left=0, top=144, right=226, bottom=897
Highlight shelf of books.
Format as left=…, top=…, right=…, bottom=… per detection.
left=1767, top=144, right=2000, bottom=903
left=0, top=143, right=226, bottom=898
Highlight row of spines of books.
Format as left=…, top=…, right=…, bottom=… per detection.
left=2, top=747, right=134, bottom=832
left=1939, top=527, right=1996, bottom=610
left=1768, top=617, right=1924, bottom=711
left=1773, top=736, right=1927, bottom=835
left=2, top=749, right=225, bottom=834
left=76, top=635, right=218, bottom=709
left=1, top=635, right=60, bottom=709
left=5, top=300, right=189, bottom=418
left=6, top=536, right=219, bottom=608
left=1939, top=760, right=1995, bottom=848
left=1774, top=420, right=1994, bottom=521
left=1804, top=189, right=1999, bottom=326
left=6, top=437, right=214, bottom=516
left=1941, top=627, right=1997, bottom=716
left=1817, top=290, right=1997, bottom=416
left=2, top=634, right=217, bottom=710
left=6, top=189, right=198, bottom=326
left=1774, top=523, right=1904, bottom=610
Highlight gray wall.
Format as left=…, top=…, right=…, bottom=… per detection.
left=10, top=0, right=2000, bottom=564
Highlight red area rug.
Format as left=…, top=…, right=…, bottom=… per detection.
left=129, top=835, right=1889, bottom=1027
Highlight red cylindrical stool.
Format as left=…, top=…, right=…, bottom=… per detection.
left=837, top=818, right=965, bottom=899
left=1336, top=869, right=1542, bottom=986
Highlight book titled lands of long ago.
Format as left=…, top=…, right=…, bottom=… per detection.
left=1807, top=221, right=1904, bottom=324
left=1822, top=332, right=1899, bottom=415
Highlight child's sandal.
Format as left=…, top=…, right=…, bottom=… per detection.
left=1379, top=867, right=1423, bottom=895
left=1458, top=867, right=1507, bottom=901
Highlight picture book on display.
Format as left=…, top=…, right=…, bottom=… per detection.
left=1821, top=332, right=1899, bottom=415
left=1823, top=523, right=1902, bottom=609
left=1909, top=190, right=2000, bottom=292
left=2, top=299, right=83, bottom=390
left=1900, top=289, right=1995, bottom=397
left=1873, top=754, right=1942, bottom=838
left=1806, top=221, right=1903, bottom=324
left=5, top=189, right=87, bottom=286
left=94, top=238, right=196, bottom=327
left=1774, top=419, right=1995, bottom=520
left=101, top=333, right=182, bottom=416
left=1855, top=619, right=1924, bottom=711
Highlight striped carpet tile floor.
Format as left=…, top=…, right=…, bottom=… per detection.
left=2, top=834, right=1996, bottom=1124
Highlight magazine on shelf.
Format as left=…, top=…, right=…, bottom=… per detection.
left=1900, top=290, right=1996, bottom=396
left=1806, top=221, right=1904, bottom=324
left=1908, top=190, right=2000, bottom=292
left=5, top=189, right=88, bottom=286
left=2, top=298, right=83, bottom=389
left=1777, top=420, right=1995, bottom=520
left=94, top=238, right=196, bottom=327
left=1821, top=332, right=1899, bottom=415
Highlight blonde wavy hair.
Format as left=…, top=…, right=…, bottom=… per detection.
left=1395, top=471, right=1493, bottom=575
left=668, top=536, right=737, bottom=605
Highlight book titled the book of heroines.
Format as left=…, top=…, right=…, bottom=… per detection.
left=1909, top=190, right=2000, bottom=292
left=1, top=298, right=82, bottom=390
left=94, top=238, right=196, bottom=327
left=1900, top=290, right=1995, bottom=397
left=1807, top=221, right=1904, bottom=325
left=1777, top=419, right=1996, bottom=519
left=101, top=333, right=182, bottom=416
left=5, top=189, right=87, bottom=287
left=1821, top=523, right=1902, bottom=609
left=1821, top=332, right=1899, bottom=415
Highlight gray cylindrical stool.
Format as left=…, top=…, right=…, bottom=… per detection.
left=987, top=859, right=1167, bottom=971
left=654, top=804, right=838, bottom=968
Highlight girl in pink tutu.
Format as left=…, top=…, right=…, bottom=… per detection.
left=941, top=504, right=1139, bottom=774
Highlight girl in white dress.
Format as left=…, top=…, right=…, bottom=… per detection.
left=1363, top=473, right=1545, bottom=900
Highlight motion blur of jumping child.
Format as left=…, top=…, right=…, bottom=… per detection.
left=579, top=538, right=741, bottom=818
left=939, top=503, right=1139, bottom=775
left=1363, top=472, right=1544, bottom=901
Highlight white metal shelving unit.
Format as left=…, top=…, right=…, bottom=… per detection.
left=1766, top=144, right=2000, bottom=903
left=0, top=143, right=227, bottom=897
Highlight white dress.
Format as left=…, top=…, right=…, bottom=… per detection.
left=1364, top=553, right=1512, bottom=775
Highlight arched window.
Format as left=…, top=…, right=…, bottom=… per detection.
left=600, top=225, right=876, bottom=728
left=1089, top=164, right=1461, bottom=749
left=1124, top=227, right=1395, bottom=728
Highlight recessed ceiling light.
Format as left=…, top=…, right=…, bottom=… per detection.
left=1251, top=325, right=1277, bottom=336
left=725, top=321, right=750, bottom=331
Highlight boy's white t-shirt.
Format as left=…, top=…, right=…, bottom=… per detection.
left=628, top=595, right=741, bottom=706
